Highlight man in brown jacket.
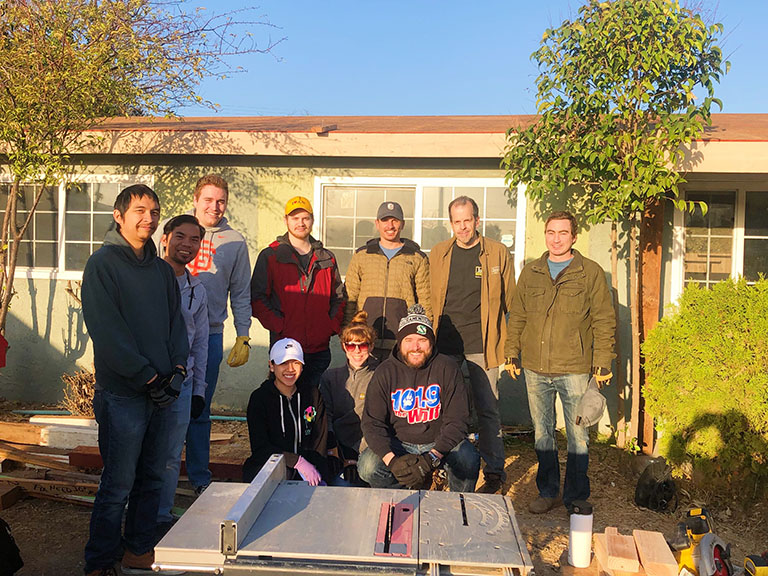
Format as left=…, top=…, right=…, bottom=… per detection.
left=505, top=211, right=615, bottom=514
left=430, top=196, right=515, bottom=494
left=344, top=201, right=432, bottom=360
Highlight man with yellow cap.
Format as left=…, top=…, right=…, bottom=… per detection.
left=251, top=196, right=346, bottom=387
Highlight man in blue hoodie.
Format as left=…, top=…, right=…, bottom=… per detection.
left=82, top=185, right=189, bottom=576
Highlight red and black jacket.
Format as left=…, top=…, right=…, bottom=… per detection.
left=251, top=233, right=346, bottom=353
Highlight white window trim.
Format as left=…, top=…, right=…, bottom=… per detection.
left=0, top=174, right=153, bottom=280
left=313, top=176, right=528, bottom=276
left=670, top=185, right=761, bottom=305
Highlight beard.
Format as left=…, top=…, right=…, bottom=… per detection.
left=401, top=347, right=431, bottom=368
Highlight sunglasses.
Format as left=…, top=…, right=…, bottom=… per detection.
left=343, top=342, right=370, bottom=352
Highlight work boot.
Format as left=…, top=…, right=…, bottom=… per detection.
left=528, top=495, right=562, bottom=514
left=85, top=567, right=117, bottom=576
left=121, top=549, right=186, bottom=575
left=478, top=473, right=504, bottom=494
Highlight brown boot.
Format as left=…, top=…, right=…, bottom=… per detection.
left=478, top=473, right=504, bottom=494
left=528, top=495, right=562, bottom=514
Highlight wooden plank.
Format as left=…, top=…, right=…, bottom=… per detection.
left=594, top=533, right=615, bottom=576
left=0, top=485, right=24, bottom=510
left=0, top=422, right=43, bottom=445
left=0, top=474, right=99, bottom=497
left=30, top=416, right=97, bottom=428
left=0, top=440, right=78, bottom=472
left=41, top=425, right=98, bottom=449
left=210, top=432, right=234, bottom=444
left=633, top=530, right=677, bottom=576
left=605, top=527, right=641, bottom=573
left=5, top=442, right=70, bottom=456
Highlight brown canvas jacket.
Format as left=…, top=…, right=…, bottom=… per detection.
left=429, top=235, right=515, bottom=369
left=504, top=249, right=615, bottom=374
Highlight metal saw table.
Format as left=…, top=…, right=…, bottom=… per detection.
left=154, top=455, right=534, bottom=576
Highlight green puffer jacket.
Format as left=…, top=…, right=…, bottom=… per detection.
left=505, top=250, right=615, bottom=374
left=343, top=238, right=432, bottom=351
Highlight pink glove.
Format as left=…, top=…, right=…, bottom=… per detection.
left=294, top=456, right=322, bottom=486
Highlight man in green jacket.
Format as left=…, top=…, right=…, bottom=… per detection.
left=430, top=196, right=515, bottom=494
left=505, top=211, right=615, bottom=514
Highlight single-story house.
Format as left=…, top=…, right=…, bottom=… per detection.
left=1, top=114, right=766, bottom=428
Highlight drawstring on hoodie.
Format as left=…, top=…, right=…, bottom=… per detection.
left=279, top=390, right=302, bottom=453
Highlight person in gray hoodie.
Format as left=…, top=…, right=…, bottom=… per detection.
left=82, top=184, right=189, bottom=576
left=156, top=214, right=209, bottom=538
left=155, top=174, right=253, bottom=494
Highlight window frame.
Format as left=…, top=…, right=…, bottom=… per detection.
left=313, top=176, right=528, bottom=277
left=671, top=184, right=767, bottom=304
left=0, top=174, right=153, bottom=280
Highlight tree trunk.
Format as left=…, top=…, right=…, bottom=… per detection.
left=611, top=221, right=626, bottom=447
left=629, top=214, right=641, bottom=443
left=638, top=198, right=665, bottom=455
left=0, top=180, right=20, bottom=335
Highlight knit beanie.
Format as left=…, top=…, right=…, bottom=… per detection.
left=396, top=303, right=435, bottom=347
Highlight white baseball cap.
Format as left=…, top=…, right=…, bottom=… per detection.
left=269, top=338, right=304, bottom=365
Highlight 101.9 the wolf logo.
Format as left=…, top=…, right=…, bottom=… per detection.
left=391, top=384, right=441, bottom=424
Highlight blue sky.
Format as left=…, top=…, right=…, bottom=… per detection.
left=178, top=1, right=767, bottom=117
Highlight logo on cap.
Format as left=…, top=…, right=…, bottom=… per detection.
left=417, top=325, right=427, bottom=335
left=387, top=202, right=394, bottom=210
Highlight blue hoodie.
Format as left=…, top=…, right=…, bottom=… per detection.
left=82, top=229, right=190, bottom=397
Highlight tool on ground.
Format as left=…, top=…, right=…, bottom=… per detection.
left=153, top=454, right=534, bottom=575
left=745, top=553, right=768, bottom=576
left=668, top=508, right=733, bottom=576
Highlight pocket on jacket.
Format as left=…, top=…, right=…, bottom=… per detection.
left=557, top=288, right=583, bottom=314
left=526, top=288, right=546, bottom=312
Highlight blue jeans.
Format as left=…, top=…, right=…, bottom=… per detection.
left=302, top=348, right=332, bottom=389
left=185, top=332, right=223, bottom=489
left=157, top=378, right=192, bottom=523
left=524, top=369, right=590, bottom=506
left=84, top=389, right=171, bottom=573
left=451, top=353, right=506, bottom=481
left=358, top=440, right=480, bottom=492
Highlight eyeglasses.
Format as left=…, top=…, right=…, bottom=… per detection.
left=343, top=342, right=370, bottom=352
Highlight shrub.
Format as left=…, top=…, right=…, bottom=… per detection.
left=643, top=278, right=768, bottom=492
left=60, top=369, right=95, bottom=417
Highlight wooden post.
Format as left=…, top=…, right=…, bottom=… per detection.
left=639, top=198, right=665, bottom=455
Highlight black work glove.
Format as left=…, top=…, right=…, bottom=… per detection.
left=388, top=453, right=433, bottom=489
left=591, top=366, right=613, bottom=387
left=505, top=357, right=521, bottom=380
left=343, top=462, right=360, bottom=485
left=150, top=365, right=186, bottom=407
left=327, top=455, right=343, bottom=478
left=190, top=394, right=206, bottom=419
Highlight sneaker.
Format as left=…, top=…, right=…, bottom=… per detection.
left=528, top=495, right=562, bottom=514
left=478, top=473, right=504, bottom=494
left=194, top=482, right=210, bottom=496
left=121, top=550, right=186, bottom=575
left=86, top=567, right=117, bottom=576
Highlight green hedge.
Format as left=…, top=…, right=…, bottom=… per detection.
left=643, top=278, right=768, bottom=489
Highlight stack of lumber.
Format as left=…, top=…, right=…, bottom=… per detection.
left=0, top=416, right=236, bottom=510
left=593, top=527, right=678, bottom=576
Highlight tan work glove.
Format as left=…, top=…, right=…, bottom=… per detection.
left=591, top=366, right=612, bottom=388
left=227, top=336, right=250, bottom=367
left=504, top=357, right=521, bottom=380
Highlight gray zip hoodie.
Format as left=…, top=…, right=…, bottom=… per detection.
left=155, top=214, right=252, bottom=336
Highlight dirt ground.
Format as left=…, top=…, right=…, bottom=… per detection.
left=1, top=407, right=766, bottom=576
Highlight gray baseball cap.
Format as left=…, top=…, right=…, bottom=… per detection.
left=376, top=201, right=404, bottom=221
left=575, top=377, right=606, bottom=427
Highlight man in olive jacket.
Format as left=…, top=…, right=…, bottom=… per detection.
left=430, top=196, right=514, bottom=494
left=344, top=201, right=431, bottom=359
left=505, top=211, right=615, bottom=514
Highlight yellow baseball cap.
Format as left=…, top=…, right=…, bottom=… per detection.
left=285, top=196, right=313, bottom=216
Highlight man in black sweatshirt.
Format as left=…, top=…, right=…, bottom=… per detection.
left=359, top=304, right=480, bottom=492
left=82, top=185, right=189, bottom=576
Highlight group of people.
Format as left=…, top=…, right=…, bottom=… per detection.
left=81, top=174, right=615, bottom=576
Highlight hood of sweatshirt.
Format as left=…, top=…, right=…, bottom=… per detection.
left=103, top=228, right=157, bottom=267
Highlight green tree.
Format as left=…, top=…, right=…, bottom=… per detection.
left=502, top=0, right=728, bottom=447
left=0, top=0, right=279, bottom=337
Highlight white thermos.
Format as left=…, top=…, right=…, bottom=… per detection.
left=568, top=500, right=594, bottom=568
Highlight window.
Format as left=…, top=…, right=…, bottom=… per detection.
left=672, top=186, right=768, bottom=302
left=315, top=177, right=526, bottom=276
left=0, top=176, right=151, bottom=278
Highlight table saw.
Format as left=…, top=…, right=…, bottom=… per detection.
left=154, top=454, right=534, bottom=576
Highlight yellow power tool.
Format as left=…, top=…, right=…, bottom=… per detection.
left=668, top=508, right=733, bottom=576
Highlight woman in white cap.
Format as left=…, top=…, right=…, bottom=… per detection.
left=243, top=338, right=328, bottom=484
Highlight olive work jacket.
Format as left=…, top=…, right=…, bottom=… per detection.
left=504, top=249, right=615, bottom=375
left=429, top=235, right=515, bottom=369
